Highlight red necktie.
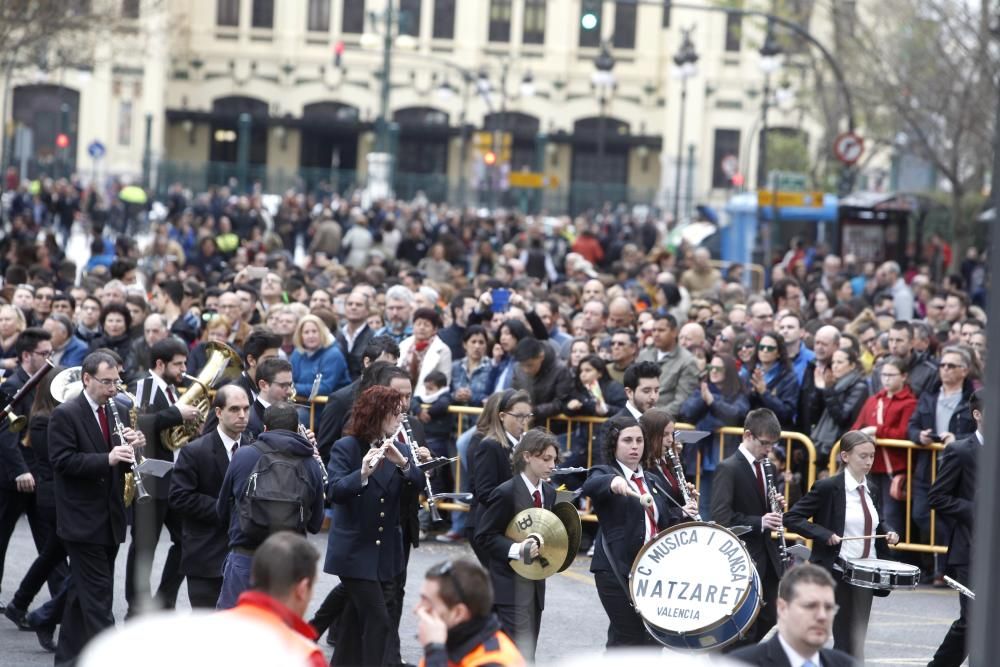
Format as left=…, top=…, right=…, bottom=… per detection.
left=632, top=474, right=657, bottom=540
left=859, top=485, right=873, bottom=558
left=533, top=490, right=542, bottom=508
left=754, top=460, right=767, bottom=502
left=167, top=386, right=176, bottom=403
left=97, top=405, right=111, bottom=446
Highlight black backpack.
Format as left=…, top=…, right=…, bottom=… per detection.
left=237, top=438, right=314, bottom=546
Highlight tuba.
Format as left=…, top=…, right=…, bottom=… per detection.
left=162, top=342, right=243, bottom=451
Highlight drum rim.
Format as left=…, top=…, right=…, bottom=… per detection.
left=841, top=557, right=920, bottom=573
left=628, top=521, right=761, bottom=639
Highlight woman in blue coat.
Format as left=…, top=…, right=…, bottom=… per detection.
left=325, top=385, right=425, bottom=666
left=680, top=353, right=750, bottom=519
left=290, top=314, right=350, bottom=397
left=748, top=332, right=800, bottom=426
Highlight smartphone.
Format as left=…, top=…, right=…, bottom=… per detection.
left=491, top=288, right=511, bottom=313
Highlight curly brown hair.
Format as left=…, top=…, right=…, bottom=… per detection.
left=344, top=385, right=403, bottom=444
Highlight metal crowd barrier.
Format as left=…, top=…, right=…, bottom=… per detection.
left=828, top=438, right=948, bottom=555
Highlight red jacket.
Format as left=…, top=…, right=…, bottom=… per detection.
left=851, top=386, right=918, bottom=474
left=571, top=235, right=604, bottom=266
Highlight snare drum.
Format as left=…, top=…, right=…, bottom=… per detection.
left=839, top=558, right=920, bottom=590
left=628, top=522, right=761, bottom=651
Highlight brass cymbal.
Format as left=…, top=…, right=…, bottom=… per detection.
left=552, top=501, right=582, bottom=573
left=505, top=508, right=569, bottom=580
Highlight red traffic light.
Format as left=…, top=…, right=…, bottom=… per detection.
left=333, top=41, right=345, bottom=55
left=55, top=133, right=70, bottom=149
left=483, top=151, right=497, bottom=166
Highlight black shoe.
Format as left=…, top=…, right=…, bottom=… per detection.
left=35, top=625, right=56, bottom=652
left=4, top=604, right=29, bottom=630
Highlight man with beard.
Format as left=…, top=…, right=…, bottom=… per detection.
left=125, top=338, right=202, bottom=617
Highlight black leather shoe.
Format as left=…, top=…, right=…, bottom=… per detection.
left=35, top=625, right=56, bottom=652
left=4, top=604, right=29, bottom=630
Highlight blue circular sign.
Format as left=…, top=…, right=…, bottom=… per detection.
left=87, top=140, right=106, bottom=159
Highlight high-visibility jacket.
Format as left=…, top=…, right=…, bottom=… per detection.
left=225, top=592, right=326, bottom=667
left=419, top=627, right=525, bottom=667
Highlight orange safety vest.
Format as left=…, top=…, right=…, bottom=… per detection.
left=225, top=595, right=325, bottom=667
left=418, top=629, right=525, bottom=667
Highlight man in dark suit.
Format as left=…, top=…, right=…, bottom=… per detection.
left=242, top=357, right=295, bottom=440
left=336, top=289, right=375, bottom=381
left=711, top=407, right=786, bottom=646
left=926, top=389, right=982, bottom=667
left=0, top=328, right=53, bottom=613
left=199, top=329, right=281, bottom=436
left=49, top=350, right=145, bottom=663
left=125, top=338, right=202, bottom=617
left=168, top=385, right=250, bottom=608
left=475, top=430, right=559, bottom=661
left=731, top=563, right=857, bottom=667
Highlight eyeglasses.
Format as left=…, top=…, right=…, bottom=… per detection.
left=757, top=344, right=777, bottom=352
left=610, top=340, right=631, bottom=347
left=428, top=560, right=467, bottom=602
left=505, top=412, right=534, bottom=421
left=880, top=372, right=902, bottom=379
left=272, top=381, right=293, bottom=389
left=793, top=599, right=840, bottom=615
left=707, top=365, right=725, bottom=372
left=740, top=343, right=756, bottom=350
left=940, top=362, right=966, bottom=370
left=92, top=377, right=121, bottom=387
left=752, top=433, right=781, bottom=448
left=30, top=350, right=52, bottom=359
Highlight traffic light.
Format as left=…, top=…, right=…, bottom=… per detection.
left=333, top=41, right=344, bottom=68
left=483, top=151, right=497, bottom=166
left=581, top=0, right=600, bottom=30
left=55, top=133, right=70, bottom=149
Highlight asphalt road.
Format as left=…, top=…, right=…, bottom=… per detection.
left=0, top=518, right=966, bottom=666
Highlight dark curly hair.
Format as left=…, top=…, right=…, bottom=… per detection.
left=602, top=414, right=644, bottom=466
left=344, top=385, right=403, bottom=444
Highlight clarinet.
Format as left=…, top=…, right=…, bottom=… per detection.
left=108, top=399, right=150, bottom=506
left=761, top=457, right=791, bottom=570
left=401, top=414, right=441, bottom=522
left=299, top=424, right=328, bottom=485
left=665, top=434, right=701, bottom=520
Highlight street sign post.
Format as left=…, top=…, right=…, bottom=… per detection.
left=87, top=140, right=106, bottom=159
left=757, top=190, right=825, bottom=208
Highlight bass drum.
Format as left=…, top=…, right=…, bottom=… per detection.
left=629, top=521, right=761, bottom=651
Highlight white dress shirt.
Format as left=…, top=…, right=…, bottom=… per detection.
left=217, top=427, right=241, bottom=462
left=617, top=460, right=658, bottom=543
left=841, top=469, right=880, bottom=562
left=778, top=633, right=822, bottom=667
left=625, top=401, right=642, bottom=420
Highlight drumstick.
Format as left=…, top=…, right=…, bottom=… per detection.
left=838, top=534, right=891, bottom=541
left=625, top=488, right=655, bottom=508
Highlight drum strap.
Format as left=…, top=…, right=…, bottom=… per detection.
left=600, top=534, right=635, bottom=609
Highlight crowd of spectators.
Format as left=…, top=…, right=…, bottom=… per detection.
left=0, top=177, right=990, bottom=585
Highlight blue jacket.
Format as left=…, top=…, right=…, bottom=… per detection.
left=290, top=344, right=351, bottom=397
left=750, top=364, right=800, bottom=426
left=680, top=384, right=750, bottom=472
left=324, top=435, right=425, bottom=581
left=59, top=336, right=90, bottom=368
left=216, top=430, right=326, bottom=550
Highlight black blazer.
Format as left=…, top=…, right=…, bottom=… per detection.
left=730, top=633, right=858, bottom=666
left=168, top=430, right=232, bottom=578
left=49, top=392, right=131, bottom=545
left=467, top=436, right=513, bottom=531
left=474, top=475, right=556, bottom=609
left=783, top=472, right=893, bottom=575
left=336, top=324, right=374, bottom=381
left=316, top=379, right=358, bottom=463
left=582, top=463, right=683, bottom=578
left=710, top=449, right=782, bottom=576
left=0, top=365, right=34, bottom=488
left=928, top=434, right=978, bottom=567
left=27, top=415, right=55, bottom=508
left=134, top=375, right=185, bottom=499
left=324, top=435, right=425, bottom=582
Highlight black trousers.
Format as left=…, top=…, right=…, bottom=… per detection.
left=334, top=577, right=397, bottom=667
left=186, top=576, right=224, bottom=610
left=495, top=599, right=542, bottom=662
left=929, top=565, right=971, bottom=667
left=11, top=502, right=68, bottom=610
left=594, top=570, right=654, bottom=648
left=125, top=498, right=184, bottom=612
left=464, top=525, right=490, bottom=568
left=310, top=583, right=347, bottom=636
left=0, top=488, right=49, bottom=595
left=57, top=541, right=118, bottom=664
left=832, top=579, right=874, bottom=660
